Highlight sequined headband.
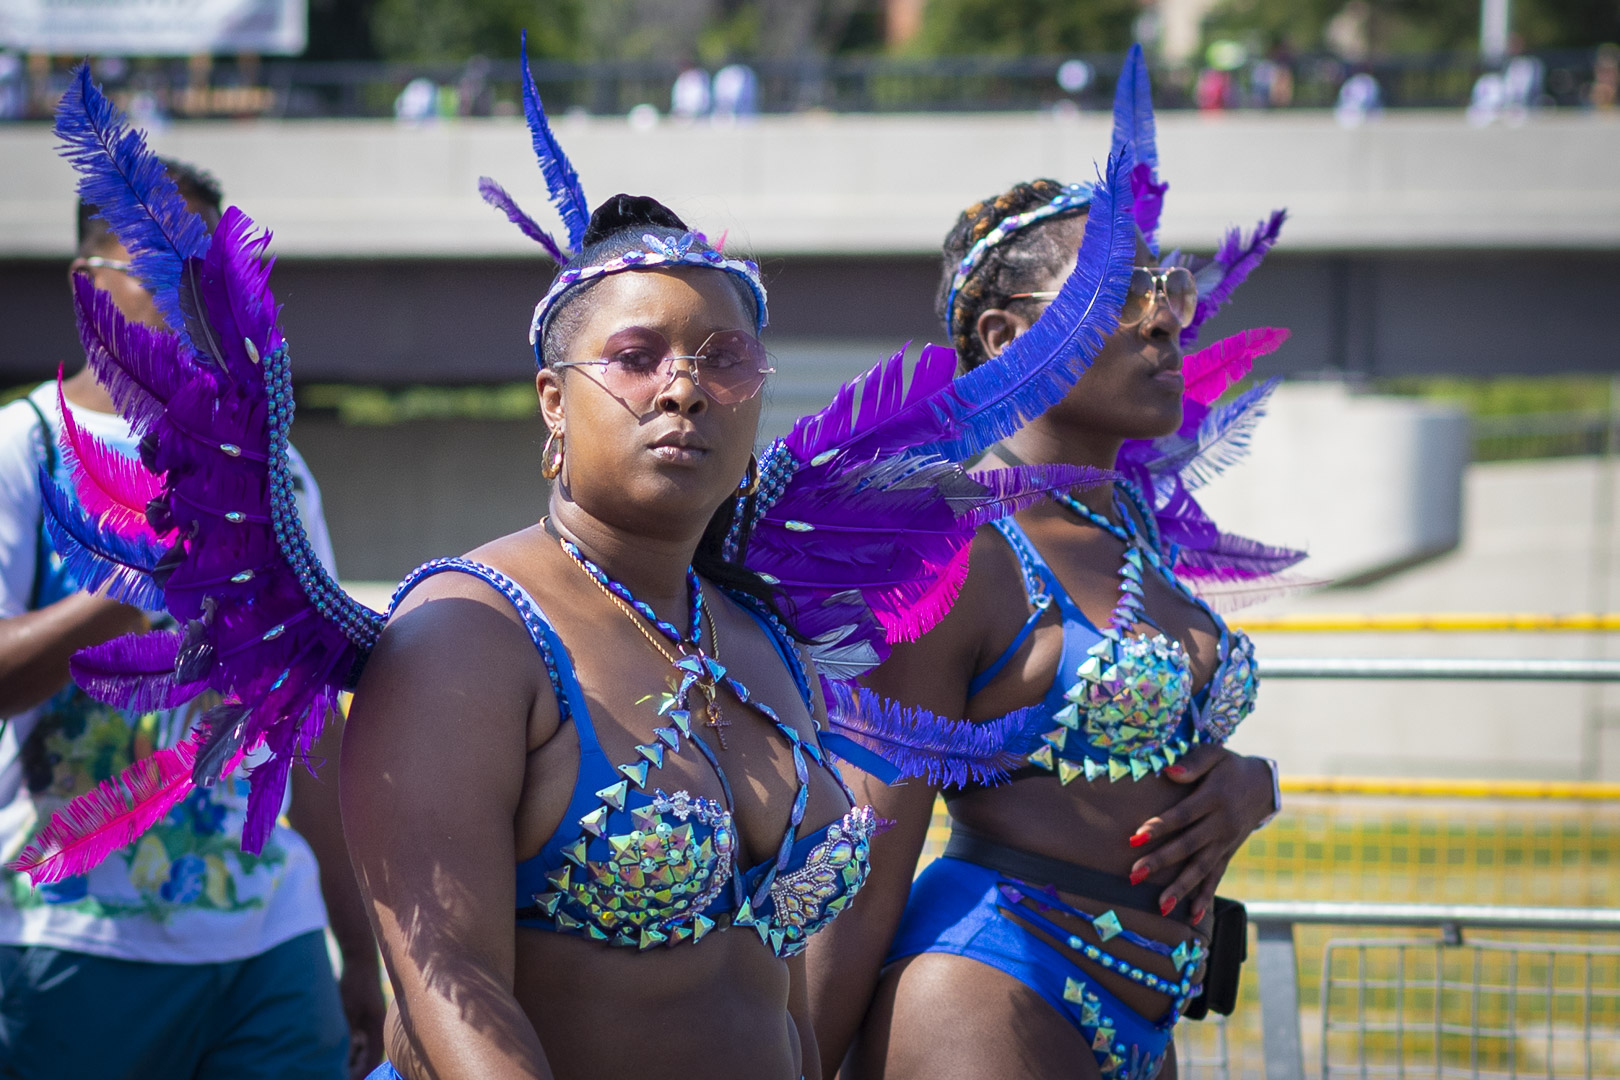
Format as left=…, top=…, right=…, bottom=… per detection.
left=943, top=182, right=1095, bottom=338
left=528, top=230, right=768, bottom=360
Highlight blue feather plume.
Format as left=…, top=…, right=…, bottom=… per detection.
left=824, top=681, right=1042, bottom=788
left=40, top=468, right=166, bottom=610
left=1110, top=45, right=1166, bottom=255
left=55, top=65, right=210, bottom=354
left=914, top=147, right=1137, bottom=464
left=1110, top=45, right=1157, bottom=183
left=518, top=31, right=590, bottom=253
left=1144, top=378, right=1278, bottom=490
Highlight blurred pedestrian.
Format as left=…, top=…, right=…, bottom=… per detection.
left=712, top=62, right=759, bottom=120
left=0, top=53, right=23, bottom=121
left=394, top=77, right=437, bottom=123
left=1593, top=44, right=1619, bottom=110
left=671, top=63, right=711, bottom=119
left=0, top=159, right=384, bottom=1079
left=1335, top=70, right=1381, bottom=126
left=458, top=56, right=495, bottom=117
left=1501, top=52, right=1546, bottom=123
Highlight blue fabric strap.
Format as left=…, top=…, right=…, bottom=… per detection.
left=967, top=595, right=1052, bottom=699
left=817, top=730, right=901, bottom=784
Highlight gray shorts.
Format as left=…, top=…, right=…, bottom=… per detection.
left=0, top=929, right=348, bottom=1080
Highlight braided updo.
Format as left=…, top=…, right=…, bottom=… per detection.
left=937, top=179, right=1090, bottom=370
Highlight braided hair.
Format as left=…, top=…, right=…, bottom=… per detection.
left=937, top=179, right=1090, bottom=370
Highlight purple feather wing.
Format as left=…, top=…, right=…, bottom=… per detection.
left=740, top=151, right=1135, bottom=677
left=17, top=68, right=387, bottom=885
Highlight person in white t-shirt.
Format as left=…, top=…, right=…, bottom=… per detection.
left=0, top=160, right=384, bottom=1080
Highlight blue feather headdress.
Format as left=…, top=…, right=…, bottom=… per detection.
left=476, top=32, right=768, bottom=362
left=1111, top=43, right=1168, bottom=257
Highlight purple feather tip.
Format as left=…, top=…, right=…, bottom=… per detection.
left=824, top=681, right=1042, bottom=788
left=478, top=176, right=568, bottom=262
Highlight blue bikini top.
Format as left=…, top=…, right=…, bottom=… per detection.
left=392, top=558, right=877, bottom=959
left=966, top=518, right=1258, bottom=785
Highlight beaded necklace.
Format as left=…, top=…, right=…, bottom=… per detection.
left=557, top=536, right=735, bottom=748
left=555, top=532, right=849, bottom=910
left=1052, top=488, right=1164, bottom=638
left=1051, top=486, right=1205, bottom=638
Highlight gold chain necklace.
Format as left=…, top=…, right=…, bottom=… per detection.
left=561, top=539, right=732, bottom=749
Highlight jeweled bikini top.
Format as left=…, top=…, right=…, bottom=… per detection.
left=970, top=483, right=1258, bottom=784
left=391, top=558, right=877, bottom=959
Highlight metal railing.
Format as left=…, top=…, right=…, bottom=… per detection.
left=1249, top=902, right=1620, bottom=1080
left=1259, top=659, right=1620, bottom=682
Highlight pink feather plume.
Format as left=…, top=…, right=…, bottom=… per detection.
left=1181, top=327, right=1290, bottom=405
left=8, top=728, right=248, bottom=885
left=54, top=376, right=164, bottom=542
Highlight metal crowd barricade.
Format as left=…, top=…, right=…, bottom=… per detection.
left=1247, top=902, right=1620, bottom=1080
left=1231, top=649, right=1620, bottom=1080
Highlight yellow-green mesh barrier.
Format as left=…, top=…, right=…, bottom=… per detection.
left=919, top=787, right=1620, bottom=1080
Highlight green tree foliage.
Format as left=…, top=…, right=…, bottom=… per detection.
left=910, top=0, right=1139, bottom=57
left=370, top=0, right=582, bottom=62
left=1204, top=0, right=1619, bottom=56
left=1516, top=0, right=1620, bottom=49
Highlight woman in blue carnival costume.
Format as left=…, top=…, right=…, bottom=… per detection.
left=14, top=43, right=1151, bottom=1080
left=805, top=48, right=1307, bottom=1080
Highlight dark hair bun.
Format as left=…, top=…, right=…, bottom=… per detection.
left=582, top=194, right=689, bottom=247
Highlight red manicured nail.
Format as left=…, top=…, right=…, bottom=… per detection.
left=1193, top=907, right=1207, bottom=924
left=1130, top=866, right=1150, bottom=886
left=1129, top=832, right=1152, bottom=847
left=1166, top=765, right=1188, bottom=778
left=1160, top=896, right=1177, bottom=917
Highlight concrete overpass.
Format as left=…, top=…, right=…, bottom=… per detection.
left=2, top=109, right=1619, bottom=386
left=1, top=110, right=1616, bottom=588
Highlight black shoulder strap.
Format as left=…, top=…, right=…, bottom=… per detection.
left=20, top=394, right=57, bottom=613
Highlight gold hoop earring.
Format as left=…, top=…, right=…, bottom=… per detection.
left=541, top=429, right=565, bottom=480
left=737, top=454, right=761, bottom=496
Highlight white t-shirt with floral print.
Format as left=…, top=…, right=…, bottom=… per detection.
left=0, top=383, right=330, bottom=963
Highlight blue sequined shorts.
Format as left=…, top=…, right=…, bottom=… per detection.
left=887, top=855, right=1203, bottom=1080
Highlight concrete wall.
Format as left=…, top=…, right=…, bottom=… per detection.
left=1197, top=383, right=1470, bottom=585
left=3, top=110, right=1617, bottom=257
left=1229, top=455, right=1620, bottom=781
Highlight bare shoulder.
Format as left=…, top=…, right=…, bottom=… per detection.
left=351, top=563, right=558, bottom=755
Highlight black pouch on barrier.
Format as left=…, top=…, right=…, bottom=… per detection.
left=1183, top=896, right=1247, bottom=1020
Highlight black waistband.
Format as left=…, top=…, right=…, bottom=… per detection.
left=944, top=825, right=1192, bottom=920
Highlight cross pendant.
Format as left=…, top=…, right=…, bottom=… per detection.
left=698, top=681, right=729, bottom=750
